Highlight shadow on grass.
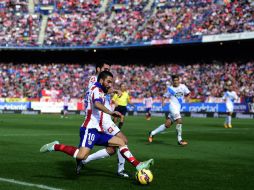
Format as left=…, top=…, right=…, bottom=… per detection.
left=136, top=138, right=178, bottom=147
left=34, top=161, right=132, bottom=182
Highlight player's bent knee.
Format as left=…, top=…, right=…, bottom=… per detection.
left=108, top=136, right=126, bottom=147
left=77, top=148, right=89, bottom=160
left=176, top=119, right=182, bottom=124
left=116, top=132, right=128, bottom=144
left=165, top=119, right=172, bottom=128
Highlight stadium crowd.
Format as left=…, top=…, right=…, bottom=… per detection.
left=0, top=0, right=254, bottom=47
left=0, top=61, right=253, bottom=102
left=0, top=0, right=39, bottom=47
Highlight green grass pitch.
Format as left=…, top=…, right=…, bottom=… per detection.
left=0, top=114, right=253, bottom=190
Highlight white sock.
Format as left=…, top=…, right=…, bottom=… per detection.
left=117, top=148, right=125, bottom=173
left=151, top=124, right=166, bottom=136
left=228, top=116, right=232, bottom=124
left=224, top=117, right=228, bottom=124
left=176, top=124, right=183, bottom=142
left=82, top=148, right=110, bottom=164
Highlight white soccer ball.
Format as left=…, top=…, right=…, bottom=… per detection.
left=135, top=169, right=153, bottom=185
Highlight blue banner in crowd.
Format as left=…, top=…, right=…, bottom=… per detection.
left=0, top=102, right=31, bottom=110
left=128, top=103, right=249, bottom=113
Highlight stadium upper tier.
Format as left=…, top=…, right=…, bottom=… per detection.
left=0, top=61, right=253, bottom=100
left=0, top=0, right=254, bottom=48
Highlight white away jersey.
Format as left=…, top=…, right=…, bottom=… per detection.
left=164, top=84, right=190, bottom=106
left=222, top=91, right=238, bottom=105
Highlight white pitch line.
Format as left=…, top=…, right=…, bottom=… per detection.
left=0, top=177, right=64, bottom=190
left=0, top=134, right=76, bottom=137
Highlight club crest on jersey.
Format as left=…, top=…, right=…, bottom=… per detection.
left=88, top=140, right=92, bottom=145
left=107, top=127, right=114, bottom=133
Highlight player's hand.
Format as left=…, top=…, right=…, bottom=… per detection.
left=111, top=111, right=122, bottom=118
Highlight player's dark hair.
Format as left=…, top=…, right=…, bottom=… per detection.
left=95, top=59, right=111, bottom=73
left=172, top=75, right=179, bottom=80
left=97, top=71, right=113, bottom=82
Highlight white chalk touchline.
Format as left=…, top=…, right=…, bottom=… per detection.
left=0, top=134, right=75, bottom=137
left=0, top=177, right=64, bottom=190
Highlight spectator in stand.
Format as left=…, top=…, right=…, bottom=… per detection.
left=0, top=61, right=253, bottom=101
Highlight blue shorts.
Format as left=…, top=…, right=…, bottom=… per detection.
left=79, top=128, right=113, bottom=149
left=146, top=108, right=151, bottom=113
left=64, top=106, right=68, bottom=111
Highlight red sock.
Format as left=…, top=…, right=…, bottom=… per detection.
left=120, top=146, right=140, bottom=167
left=54, top=144, right=78, bottom=157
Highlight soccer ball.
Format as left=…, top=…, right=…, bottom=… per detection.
left=135, top=169, right=153, bottom=185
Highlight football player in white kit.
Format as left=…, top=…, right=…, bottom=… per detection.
left=222, top=85, right=238, bottom=128
left=78, top=60, right=130, bottom=177
left=148, top=75, right=190, bottom=145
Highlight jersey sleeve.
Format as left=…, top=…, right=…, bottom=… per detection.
left=183, top=84, right=190, bottom=95
left=222, top=92, right=227, bottom=100
left=234, top=92, right=238, bottom=101
left=91, top=87, right=103, bottom=104
left=163, top=91, right=170, bottom=98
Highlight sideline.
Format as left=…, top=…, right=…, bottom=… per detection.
left=0, top=177, right=63, bottom=190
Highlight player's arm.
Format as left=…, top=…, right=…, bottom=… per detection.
left=183, top=85, right=191, bottom=103
left=222, top=92, right=227, bottom=102
left=184, top=93, right=190, bottom=103
left=94, top=101, right=121, bottom=117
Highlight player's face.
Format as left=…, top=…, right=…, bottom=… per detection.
left=121, top=84, right=126, bottom=91
left=101, top=64, right=110, bottom=72
left=173, top=78, right=180, bottom=87
left=102, top=76, right=113, bottom=93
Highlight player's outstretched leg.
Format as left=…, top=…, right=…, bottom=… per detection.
left=119, top=145, right=154, bottom=171
left=109, top=136, right=154, bottom=171
left=40, top=141, right=80, bottom=158
left=148, top=124, right=167, bottom=143
left=136, top=159, right=154, bottom=171
left=40, top=141, right=59, bottom=153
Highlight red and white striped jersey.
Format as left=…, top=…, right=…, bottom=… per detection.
left=143, top=97, right=153, bottom=108
left=83, top=83, right=105, bottom=132
left=63, top=96, right=70, bottom=106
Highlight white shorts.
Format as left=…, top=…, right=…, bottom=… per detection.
left=226, top=103, right=234, bottom=113
left=167, top=103, right=181, bottom=122
left=102, top=118, right=120, bottom=136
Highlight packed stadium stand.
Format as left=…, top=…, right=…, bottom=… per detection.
left=1, top=0, right=254, bottom=48
left=0, top=61, right=253, bottom=102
